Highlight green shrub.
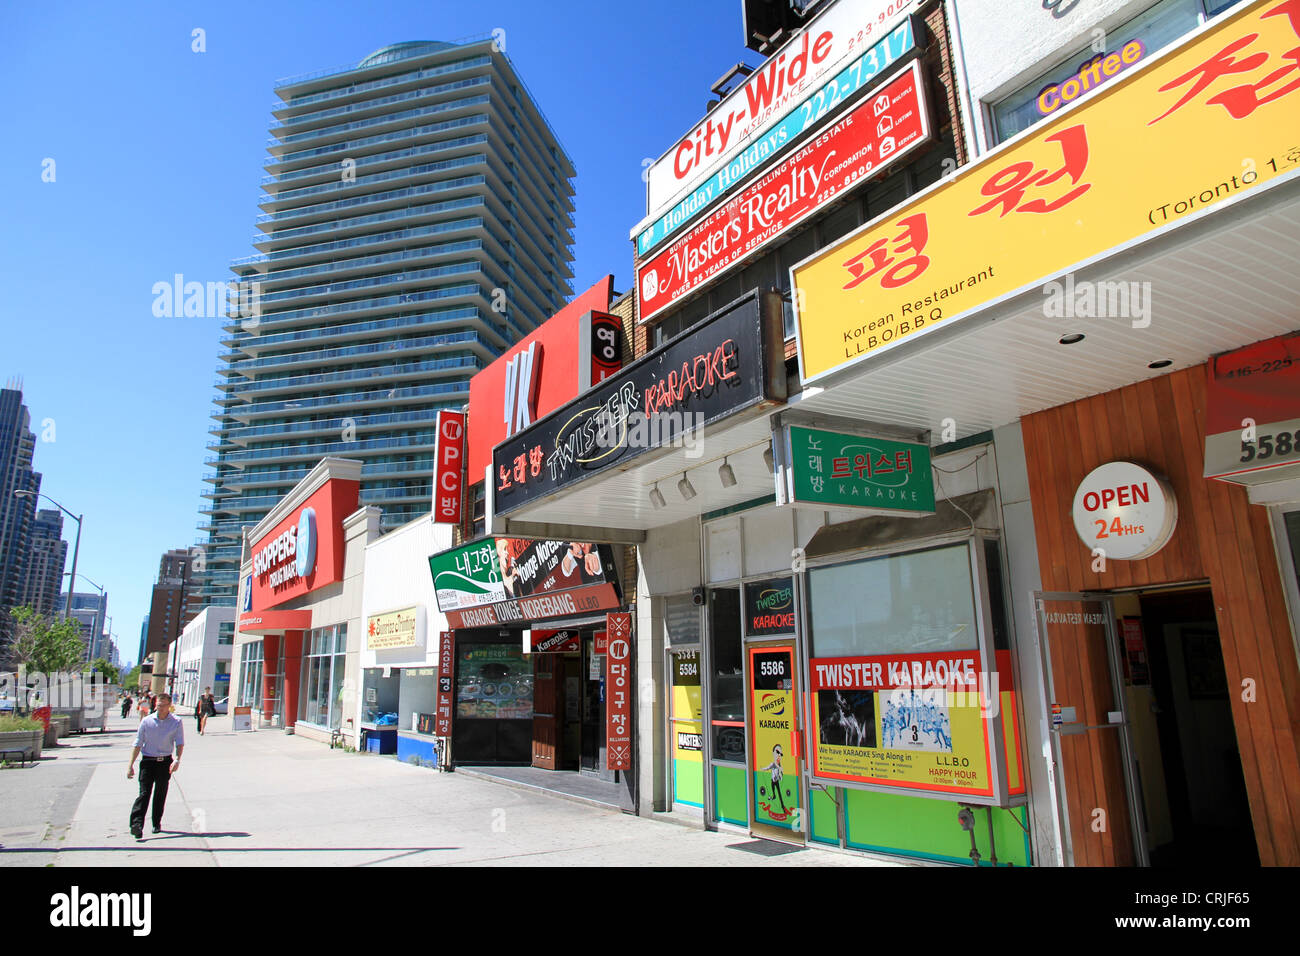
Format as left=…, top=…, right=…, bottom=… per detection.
left=0, top=716, right=44, bottom=732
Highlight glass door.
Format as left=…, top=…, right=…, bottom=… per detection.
left=746, top=642, right=805, bottom=845
left=1035, top=592, right=1147, bottom=866
left=667, top=647, right=704, bottom=809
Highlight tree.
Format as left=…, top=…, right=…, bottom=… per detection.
left=9, top=606, right=86, bottom=674
left=88, top=657, right=120, bottom=684
left=123, top=662, right=144, bottom=692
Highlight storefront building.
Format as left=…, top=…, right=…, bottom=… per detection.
left=785, top=0, right=1299, bottom=865
left=230, top=458, right=378, bottom=748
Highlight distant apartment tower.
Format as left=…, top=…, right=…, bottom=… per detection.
left=144, top=548, right=193, bottom=658
left=196, top=38, right=576, bottom=605
left=0, top=386, right=41, bottom=658
left=58, top=590, right=107, bottom=660
left=20, top=509, right=67, bottom=616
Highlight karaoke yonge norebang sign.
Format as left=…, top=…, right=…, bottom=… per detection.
left=635, top=14, right=919, bottom=256
left=642, top=0, right=920, bottom=222
left=639, top=60, right=930, bottom=324
left=492, top=292, right=782, bottom=516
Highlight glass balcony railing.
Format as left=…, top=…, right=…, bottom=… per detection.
left=260, top=133, right=488, bottom=188
left=272, top=112, right=489, bottom=168
left=361, top=485, right=431, bottom=503
left=255, top=195, right=485, bottom=246
left=271, top=93, right=490, bottom=149
left=233, top=215, right=483, bottom=268
left=256, top=259, right=481, bottom=305
left=257, top=173, right=485, bottom=226
left=228, top=333, right=492, bottom=374
left=257, top=240, right=483, bottom=288
left=232, top=305, right=487, bottom=352
left=226, top=408, right=446, bottom=443
left=218, top=354, right=480, bottom=397
left=222, top=381, right=470, bottom=419
left=271, top=76, right=490, bottom=138
left=277, top=46, right=491, bottom=103
left=266, top=150, right=487, bottom=211
left=237, top=280, right=485, bottom=328
left=218, top=430, right=440, bottom=465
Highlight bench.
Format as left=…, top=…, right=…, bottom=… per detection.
left=0, top=749, right=32, bottom=768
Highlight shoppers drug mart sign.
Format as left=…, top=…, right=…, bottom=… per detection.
left=1071, top=461, right=1177, bottom=560
left=639, top=61, right=930, bottom=324
left=635, top=15, right=919, bottom=255
left=643, top=0, right=919, bottom=216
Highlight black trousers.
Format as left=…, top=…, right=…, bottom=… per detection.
left=130, top=757, right=172, bottom=833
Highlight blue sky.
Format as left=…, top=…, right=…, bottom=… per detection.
left=1, top=0, right=754, bottom=666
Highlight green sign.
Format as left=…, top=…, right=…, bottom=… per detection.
left=428, top=539, right=505, bottom=613
left=787, top=425, right=934, bottom=514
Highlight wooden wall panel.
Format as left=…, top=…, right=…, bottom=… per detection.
left=1021, top=365, right=1300, bottom=866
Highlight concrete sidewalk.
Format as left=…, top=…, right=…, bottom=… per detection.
left=0, top=711, right=903, bottom=867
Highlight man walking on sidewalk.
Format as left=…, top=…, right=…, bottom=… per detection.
left=127, top=693, right=185, bottom=840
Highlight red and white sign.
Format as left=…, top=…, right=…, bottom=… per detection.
left=436, top=630, right=454, bottom=737
left=467, top=277, right=614, bottom=478
left=605, top=612, right=632, bottom=771
left=530, top=629, right=581, bottom=653
left=644, top=0, right=919, bottom=213
left=1203, top=333, right=1300, bottom=481
left=248, top=479, right=357, bottom=613
left=584, top=311, right=624, bottom=387
left=433, top=410, right=466, bottom=524
left=443, top=582, right=621, bottom=630
left=1071, top=461, right=1177, bottom=561
left=593, top=630, right=608, bottom=655
left=638, top=61, right=929, bottom=323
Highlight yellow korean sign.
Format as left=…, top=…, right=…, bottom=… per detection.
left=366, top=606, right=420, bottom=651
left=794, top=0, right=1300, bottom=383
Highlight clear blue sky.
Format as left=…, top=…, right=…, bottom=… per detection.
left=1, top=0, right=756, bottom=666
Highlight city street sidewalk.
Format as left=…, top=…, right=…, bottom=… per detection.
left=0, top=710, right=903, bottom=867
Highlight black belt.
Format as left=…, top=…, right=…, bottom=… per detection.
left=143, top=755, right=172, bottom=762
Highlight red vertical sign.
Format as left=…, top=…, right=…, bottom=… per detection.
left=433, top=410, right=466, bottom=524
left=605, top=613, right=632, bottom=771
left=435, top=630, right=455, bottom=737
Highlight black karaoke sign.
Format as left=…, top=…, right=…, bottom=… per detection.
left=492, top=291, right=784, bottom=515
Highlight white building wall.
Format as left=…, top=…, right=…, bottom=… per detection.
left=176, top=606, right=235, bottom=711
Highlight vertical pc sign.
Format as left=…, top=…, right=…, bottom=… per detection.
left=606, top=612, right=632, bottom=771
left=436, top=630, right=455, bottom=737
left=433, top=410, right=466, bottom=524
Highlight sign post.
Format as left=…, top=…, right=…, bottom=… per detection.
left=606, top=612, right=632, bottom=772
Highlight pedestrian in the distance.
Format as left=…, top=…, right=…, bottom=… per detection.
left=127, top=693, right=185, bottom=840
left=120, top=695, right=132, bottom=719
left=200, top=687, right=217, bottom=735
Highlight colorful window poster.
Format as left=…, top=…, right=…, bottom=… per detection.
left=671, top=650, right=704, bottom=808
left=749, top=647, right=801, bottom=831
left=809, top=650, right=995, bottom=798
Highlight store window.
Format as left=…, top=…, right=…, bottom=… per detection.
left=991, top=0, right=1247, bottom=144
left=663, top=593, right=701, bottom=645
left=299, top=624, right=347, bottom=729
left=238, top=641, right=263, bottom=707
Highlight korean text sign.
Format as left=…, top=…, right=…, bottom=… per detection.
left=787, top=425, right=934, bottom=514
left=433, top=410, right=465, bottom=524
left=793, top=0, right=1300, bottom=382
left=606, top=612, right=632, bottom=771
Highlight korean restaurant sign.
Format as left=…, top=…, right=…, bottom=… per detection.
left=606, top=612, right=633, bottom=771
left=642, top=0, right=920, bottom=219
left=635, top=15, right=920, bottom=256
left=639, top=60, right=930, bottom=324
left=492, top=291, right=785, bottom=516
left=428, top=537, right=621, bottom=629
left=435, top=630, right=454, bottom=736
left=783, top=425, right=934, bottom=514
left=432, top=410, right=465, bottom=524
left=1204, top=332, right=1300, bottom=481
left=793, top=0, right=1300, bottom=384
left=366, top=606, right=421, bottom=652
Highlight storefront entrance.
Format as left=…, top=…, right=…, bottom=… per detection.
left=746, top=641, right=804, bottom=845
left=530, top=630, right=608, bottom=775
left=1035, top=588, right=1257, bottom=867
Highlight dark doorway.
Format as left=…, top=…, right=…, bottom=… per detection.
left=1136, top=590, right=1258, bottom=867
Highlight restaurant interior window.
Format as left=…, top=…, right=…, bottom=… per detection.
left=709, top=587, right=744, bottom=762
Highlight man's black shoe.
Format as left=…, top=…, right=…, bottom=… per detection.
left=152, top=825, right=162, bottom=834
left=131, top=829, right=143, bottom=840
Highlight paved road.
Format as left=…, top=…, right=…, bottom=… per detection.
left=0, top=712, right=901, bottom=867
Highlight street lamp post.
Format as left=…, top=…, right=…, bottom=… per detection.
left=13, top=491, right=82, bottom=621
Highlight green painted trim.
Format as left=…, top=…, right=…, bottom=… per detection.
left=932, top=430, right=994, bottom=456
left=713, top=763, right=748, bottom=826
left=808, top=785, right=839, bottom=846
left=702, top=493, right=776, bottom=523
left=673, top=757, right=704, bottom=807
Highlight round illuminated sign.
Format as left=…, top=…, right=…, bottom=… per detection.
left=295, top=507, right=317, bottom=578
left=1071, top=461, right=1177, bottom=560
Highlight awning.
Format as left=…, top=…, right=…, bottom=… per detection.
left=237, top=609, right=312, bottom=635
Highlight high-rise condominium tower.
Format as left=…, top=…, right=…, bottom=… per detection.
left=197, top=39, right=576, bottom=604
